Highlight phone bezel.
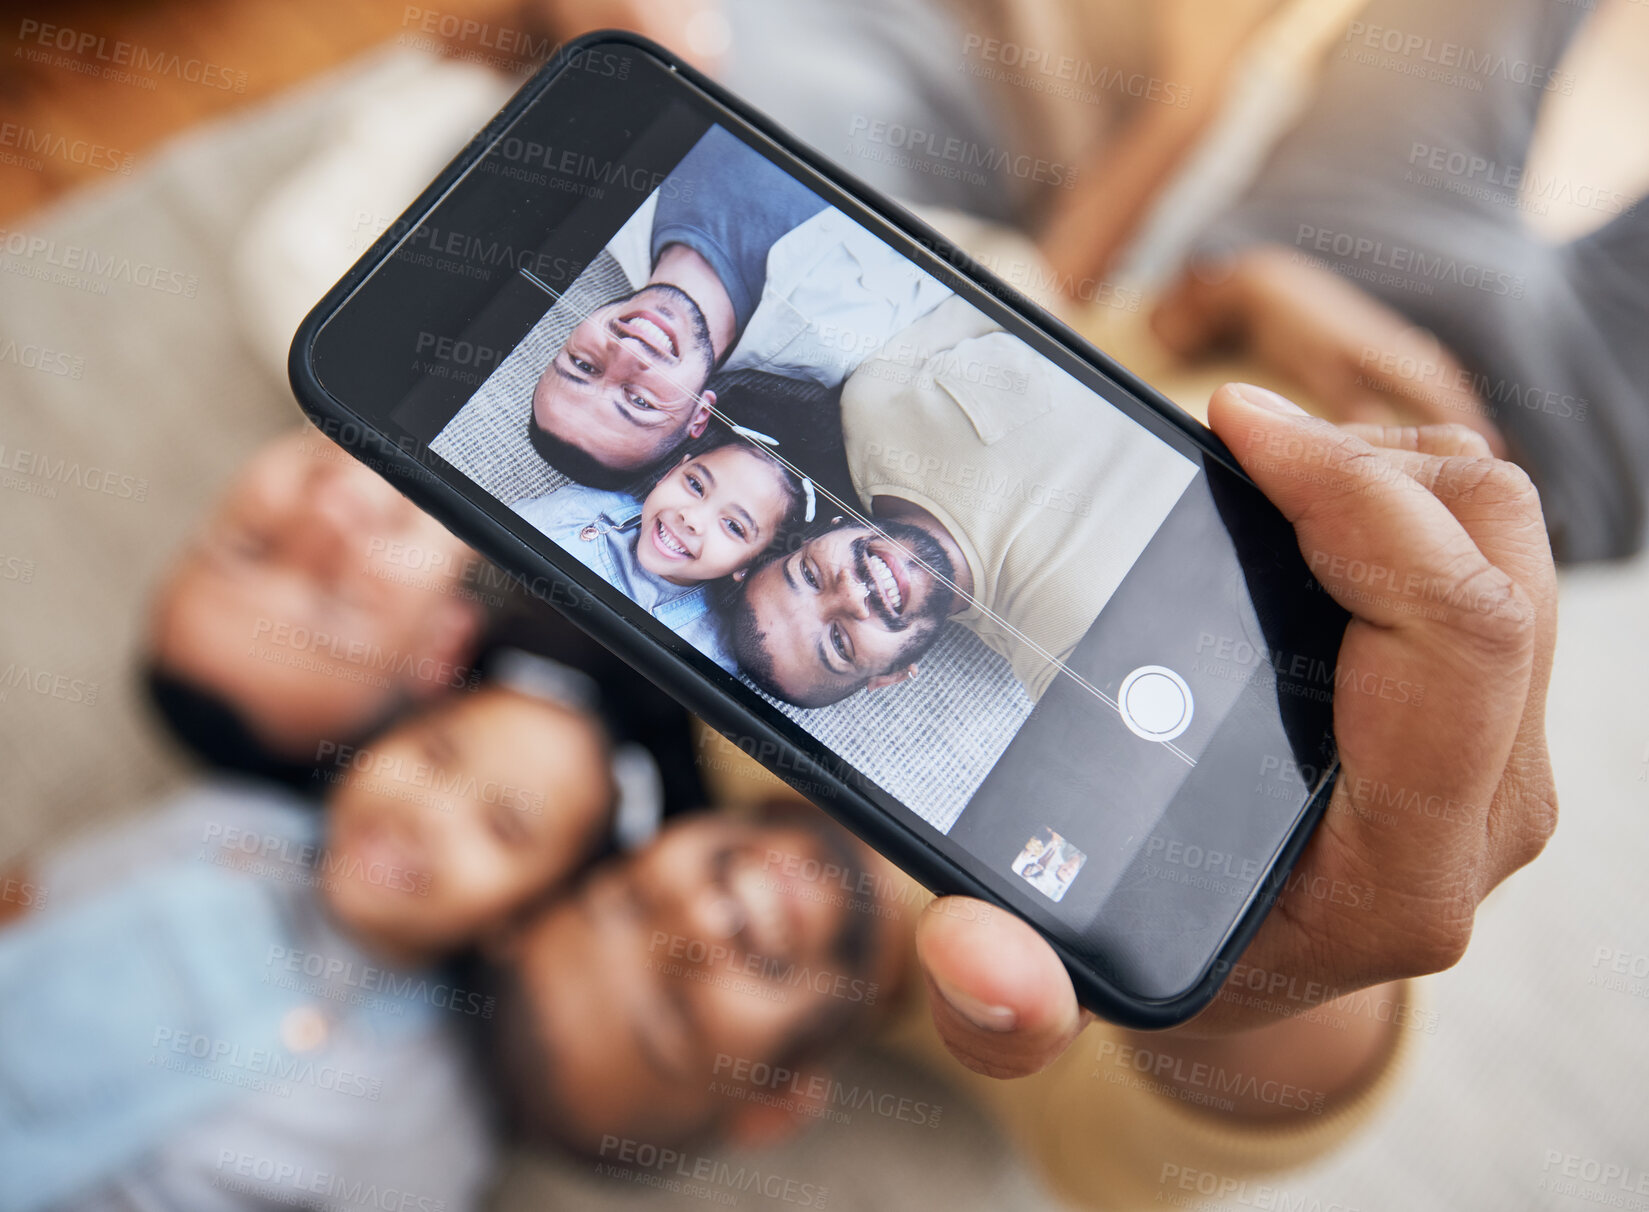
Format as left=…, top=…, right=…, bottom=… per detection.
left=288, top=30, right=1339, bottom=1029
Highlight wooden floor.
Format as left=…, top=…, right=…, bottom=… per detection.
left=0, top=0, right=518, bottom=224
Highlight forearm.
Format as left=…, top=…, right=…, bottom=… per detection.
left=1037, top=99, right=1217, bottom=289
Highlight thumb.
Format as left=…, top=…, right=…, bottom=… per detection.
left=915, top=898, right=1089, bottom=1079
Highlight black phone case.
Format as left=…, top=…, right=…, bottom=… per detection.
left=288, top=29, right=1337, bottom=1029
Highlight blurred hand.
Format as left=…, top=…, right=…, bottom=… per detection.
left=916, top=383, right=1557, bottom=1076
left=1153, top=246, right=1508, bottom=455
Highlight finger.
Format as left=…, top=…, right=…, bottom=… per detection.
left=1339, top=397, right=1408, bottom=429
left=1340, top=423, right=1495, bottom=460
left=1337, top=432, right=1559, bottom=883
left=1208, top=383, right=1531, bottom=638
left=915, top=898, right=1089, bottom=1079
left=1355, top=338, right=1509, bottom=455
left=1327, top=432, right=1555, bottom=653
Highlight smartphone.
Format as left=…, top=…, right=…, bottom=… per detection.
left=289, top=32, right=1350, bottom=1028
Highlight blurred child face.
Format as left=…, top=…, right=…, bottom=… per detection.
left=637, top=446, right=791, bottom=586
left=322, top=687, right=613, bottom=965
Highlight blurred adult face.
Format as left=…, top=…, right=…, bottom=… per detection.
left=324, top=687, right=614, bottom=963
left=532, top=284, right=717, bottom=476
left=734, top=520, right=954, bottom=707
left=511, top=814, right=889, bottom=1151
left=149, top=430, right=484, bottom=759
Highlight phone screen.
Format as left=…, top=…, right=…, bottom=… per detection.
left=307, top=44, right=1349, bottom=1002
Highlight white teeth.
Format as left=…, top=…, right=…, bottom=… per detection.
left=867, top=552, right=902, bottom=613
left=628, top=316, right=676, bottom=357
left=656, top=519, right=688, bottom=556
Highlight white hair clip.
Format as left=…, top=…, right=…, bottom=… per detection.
left=729, top=423, right=814, bottom=522
left=490, top=647, right=600, bottom=712
left=729, top=423, right=779, bottom=446
left=489, top=648, right=664, bottom=850
left=610, top=743, right=664, bottom=850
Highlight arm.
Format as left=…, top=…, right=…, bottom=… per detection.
left=916, top=383, right=1557, bottom=1115
left=1036, top=0, right=1282, bottom=287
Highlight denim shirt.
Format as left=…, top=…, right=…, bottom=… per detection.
left=513, top=482, right=738, bottom=673
left=0, top=783, right=492, bottom=1212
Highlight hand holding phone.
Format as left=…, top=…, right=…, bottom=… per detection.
left=288, top=34, right=1552, bottom=1026
left=917, top=386, right=1557, bottom=1072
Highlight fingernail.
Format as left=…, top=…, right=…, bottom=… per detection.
left=1231, top=383, right=1307, bottom=416
left=931, top=976, right=1017, bottom=1033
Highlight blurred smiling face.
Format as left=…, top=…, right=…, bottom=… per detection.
left=638, top=446, right=792, bottom=585
left=322, top=687, right=615, bottom=964
left=510, top=814, right=885, bottom=1151
left=532, top=284, right=718, bottom=475
left=149, top=430, right=484, bottom=758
